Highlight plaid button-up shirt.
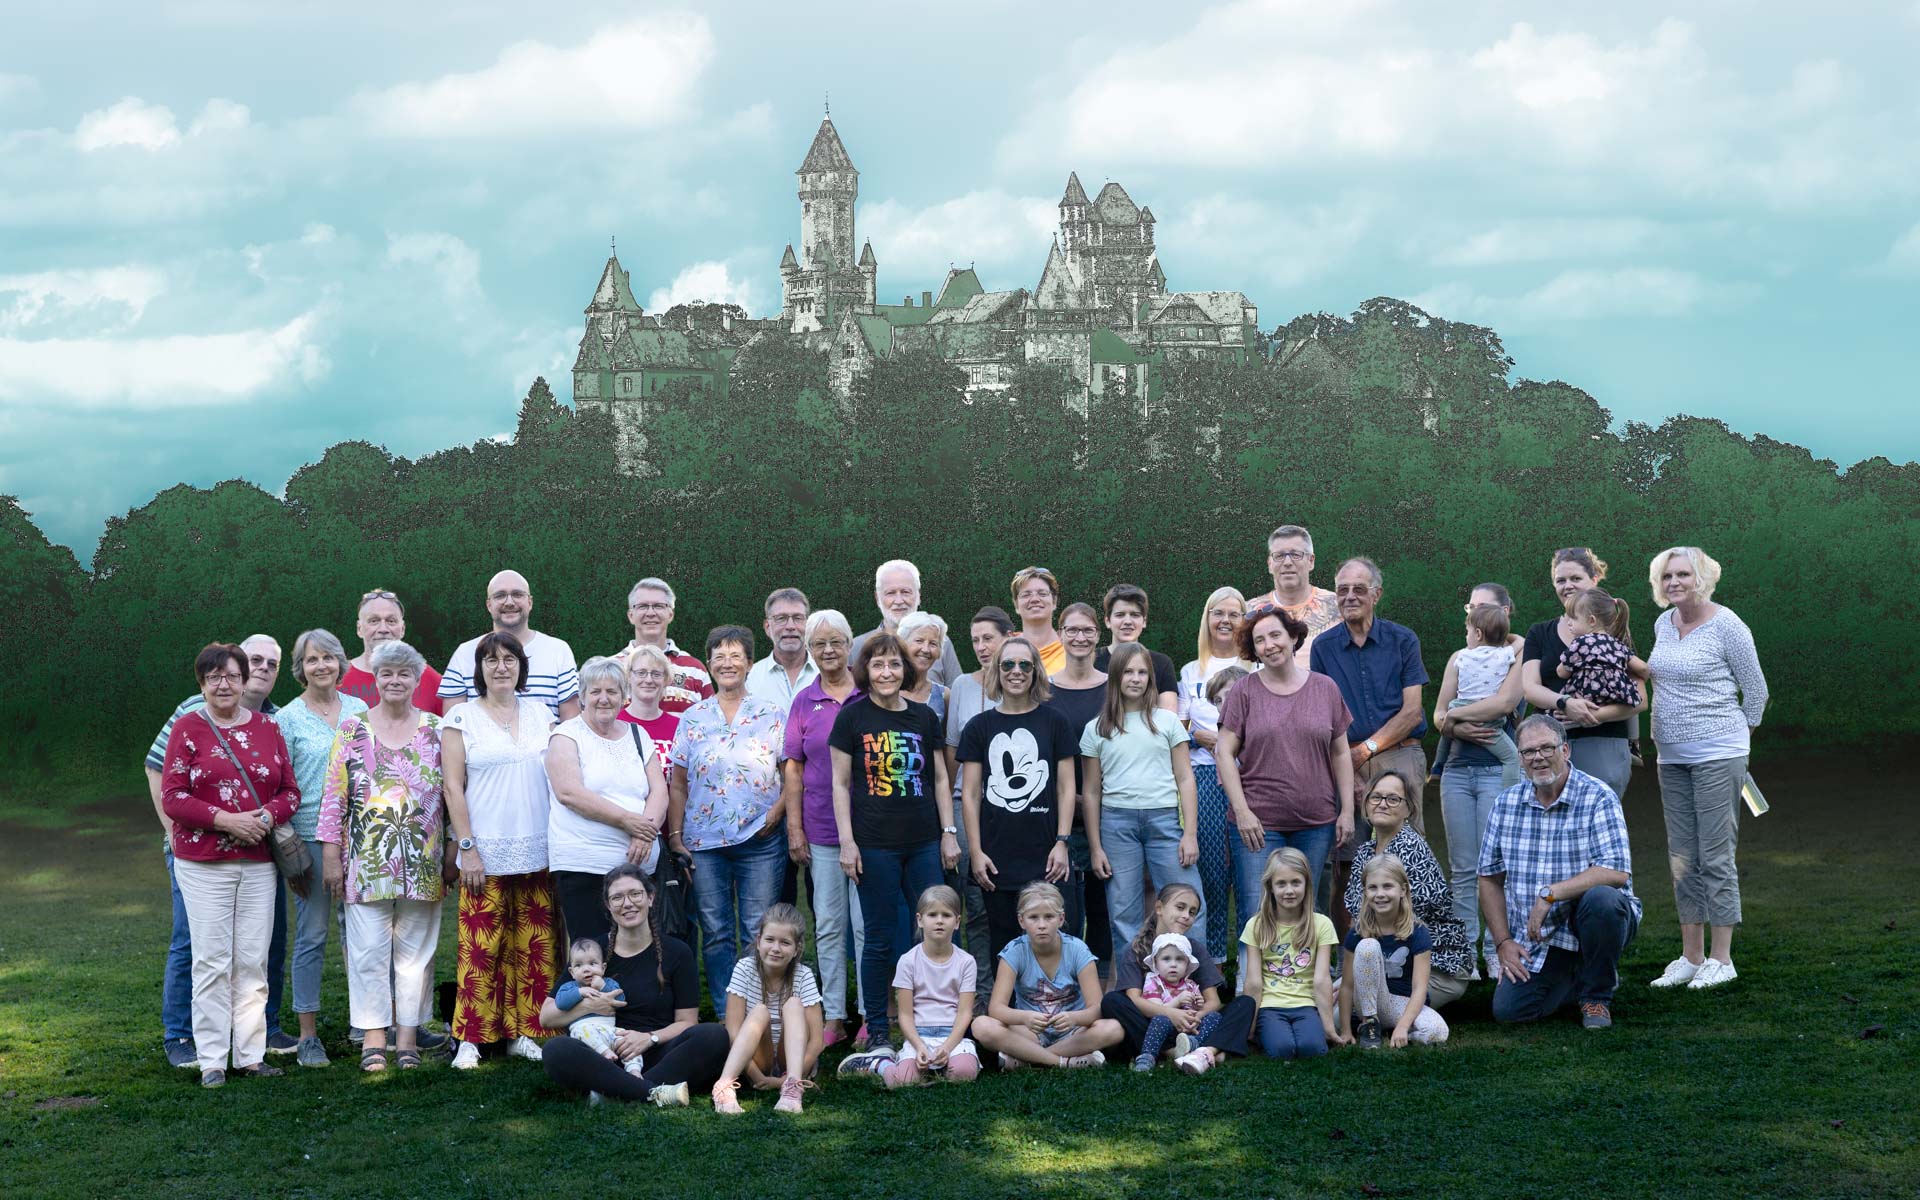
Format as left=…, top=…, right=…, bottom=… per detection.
left=1478, top=767, right=1641, bottom=971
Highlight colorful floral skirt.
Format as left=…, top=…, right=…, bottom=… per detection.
left=453, top=871, right=558, bottom=1043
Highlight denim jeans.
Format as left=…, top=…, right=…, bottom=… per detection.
left=807, top=843, right=865, bottom=1022
left=1254, top=1005, right=1328, bottom=1059
left=165, top=847, right=286, bottom=1040
left=1439, top=764, right=1505, bottom=964
left=691, top=825, right=788, bottom=1009
left=289, top=839, right=330, bottom=1014
left=853, top=840, right=945, bottom=1041
left=1101, top=806, right=1207, bottom=958
left=1231, top=824, right=1335, bottom=935
left=1492, top=885, right=1640, bottom=1021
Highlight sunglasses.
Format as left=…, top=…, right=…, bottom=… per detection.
left=1000, top=659, right=1035, bottom=673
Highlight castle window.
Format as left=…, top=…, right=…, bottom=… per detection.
left=804, top=202, right=811, bottom=214
left=621, top=377, right=632, bottom=395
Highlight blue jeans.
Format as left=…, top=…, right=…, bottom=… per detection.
left=1492, top=885, right=1640, bottom=1021
left=853, top=840, right=945, bottom=1041
left=1255, top=1005, right=1328, bottom=1059
left=1190, top=764, right=1234, bottom=963
left=1439, top=765, right=1505, bottom=964
left=165, top=848, right=285, bottom=1040
left=1101, top=806, right=1207, bottom=958
left=691, top=825, right=788, bottom=1010
left=1231, top=824, right=1335, bottom=936
left=289, top=839, right=331, bottom=1015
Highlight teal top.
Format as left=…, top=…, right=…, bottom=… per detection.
left=278, top=693, right=369, bottom=839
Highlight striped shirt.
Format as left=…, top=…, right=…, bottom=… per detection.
left=437, top=630, right=580, bottom=718
left=1477, top=767, right=1641, bottom=971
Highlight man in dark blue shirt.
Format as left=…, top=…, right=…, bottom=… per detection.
left=1309, top=557, right=1428, bottom=931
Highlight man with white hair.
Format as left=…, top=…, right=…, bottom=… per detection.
left=144, top=633, right=295, bottom=1066
left=340, top=588, right=444, bottom=714
left=438, top=569, right=581, bottom=720
left=612, top=576, right=712, bottom=714
left=849, top=558, right=963, bottom=686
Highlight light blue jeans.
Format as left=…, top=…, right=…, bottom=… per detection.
left=1233, top=824, right=1336, bottom=929
left=289, top=839, right=330, bottom=1015
left=1100, top=806, right=1207, bottom=958
left=692, top=825, right=788, bottom=1010
left=1439, top=764, right=1505, bottom=964
left=807, top=843, right=866, bottom=1022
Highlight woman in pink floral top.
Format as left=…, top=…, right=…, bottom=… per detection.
left=161, top=643, right=300, bottom=1087
left=317, top=639, right=446, bottom=1071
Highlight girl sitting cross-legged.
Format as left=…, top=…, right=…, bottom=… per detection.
left=970, top=882, right=1124, bottom=1070
left=711, top=904, right=824, bottom=1115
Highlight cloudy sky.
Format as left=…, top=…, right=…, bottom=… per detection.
left=4, top=1, right=1917, bottom=555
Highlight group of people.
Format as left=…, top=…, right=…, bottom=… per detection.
left=149, top=531, right=1768, bottom=1109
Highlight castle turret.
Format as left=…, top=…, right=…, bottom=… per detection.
left=858, top=239, right=877, bottom=306
left=781, top=113, right=875, bottom=330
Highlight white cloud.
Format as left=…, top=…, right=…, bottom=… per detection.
left=646, top=260, right=757, bottom=313
left=352, top=15, right=714, bottom=138
left=386, top=232, right=483, bottom=307
left=1428, top=218, right=1680, bottom=267
left=0, top=266, right=167, bottom=332
left=1412, top=267, right=1751, bottom=327
left=859, top=191, right=1056, bottom=290
left=1163, top=194, right=1376, bottom=290
left=0, top=73, right=37, bottom=107
left=0, top=313, right=329, bottom=410
left=75, top=97, right=181, bottom=151
left=1879, top=223, right=1920, bottom=274
left=188, top=98, right=252, bottom=137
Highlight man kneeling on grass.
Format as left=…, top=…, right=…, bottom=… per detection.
left=1478, top=716, right=1641, bottom=1030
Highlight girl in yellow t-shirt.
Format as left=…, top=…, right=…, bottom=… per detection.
left=1239, top=848, right=1338, bottom=1058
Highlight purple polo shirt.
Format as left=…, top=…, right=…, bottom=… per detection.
left=783, top=679, right=863, bottom=845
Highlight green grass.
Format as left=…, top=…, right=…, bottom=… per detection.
left=2, top=757, right=1915, bottom=1199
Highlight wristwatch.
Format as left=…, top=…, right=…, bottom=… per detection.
left=458, top=836, right=475, bottom=851
left=1055, top=834, right=1071, bottom=844
left=1364, top=738, right=1380, bottom=756
left=1554, top=696, right=1568, bottom=713
left=1537, top=885, right=1556, bottom=903
left=941, top=825, right=959, bottom=835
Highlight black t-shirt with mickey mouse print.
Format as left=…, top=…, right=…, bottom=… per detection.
left=955, top=704, right=1078, bottom=886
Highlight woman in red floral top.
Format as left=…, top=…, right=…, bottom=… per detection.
left=161, top=643, right=301, bottom=1088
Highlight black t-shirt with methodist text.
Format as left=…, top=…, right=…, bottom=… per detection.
left=828, top=695, right=944, bottom=850
left=957, top=705, right=1078, bottom=886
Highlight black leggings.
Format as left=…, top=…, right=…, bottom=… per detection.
left=1099, top=991, right=1256, bottom=1059
left=542, top=1024, right=730, bottom=1100
left=552, top=870, right=611, bottom=948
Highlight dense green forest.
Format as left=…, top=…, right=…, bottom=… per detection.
left=5, top=298, right=1915, bottom=787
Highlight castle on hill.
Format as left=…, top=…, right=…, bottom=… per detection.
left=573, top=113, right=1260, bottom=463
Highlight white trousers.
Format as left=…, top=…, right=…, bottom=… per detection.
left=1351, top=937, right=1450, bottom=1044
left=344, top=898, right=443, bottom=1031
left=173, top=858, right=277, bottom=1072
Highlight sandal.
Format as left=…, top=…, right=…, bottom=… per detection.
left=361, top=1046, right=388, bottom=1073
left=396, top=1049, right=422, bottom=1070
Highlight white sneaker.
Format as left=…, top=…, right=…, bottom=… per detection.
left=1061, top=1050, right=1105, bottom=1069
left=649, top=1081, right=691, bottom=1107
left=1687, top=959, right=1738, bottom=990
left=1175, top=1049, right=1213, bottom=1076
left=588, top=1091, right=604, bottom=1107
left=451, top=1041, right=481, bottom=1070
left=1649, top=957, right=1702, bottom=988
left=506, top=1035, right=544, bottom=1062
left=1172, top=1033, right=1193, bottom=1059
left=997, top=1052, right=1027, bottom=1072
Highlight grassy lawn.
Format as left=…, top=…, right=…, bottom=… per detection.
left=1, top=756, right=1914, bottom=1199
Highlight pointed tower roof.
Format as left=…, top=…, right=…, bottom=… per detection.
left=797, top=117, right=856, bottom=174
left=587, top=255, right=642, bottom=314
left=1092, top=181, right=1139, bottom=224
left=780, top=244, right=799, bottom=270
left=858, top=240, right=876, bottom=266
left=1035, top=236, right=1086, bottom=309
left=1061, top=171, right=1089, bottom=207
left=1139, top=205, right=1155, bottom=223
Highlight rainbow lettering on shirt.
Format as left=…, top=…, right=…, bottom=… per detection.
left=860, top=730, right=926, bottom=798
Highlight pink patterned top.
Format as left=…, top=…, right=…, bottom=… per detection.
left=316, top=712, right=446, bottom=904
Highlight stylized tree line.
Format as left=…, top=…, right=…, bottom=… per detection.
left=4, top=298, right=1914, bottom=785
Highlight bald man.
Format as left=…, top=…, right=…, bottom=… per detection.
left=437, top=570, right=582, bottom=720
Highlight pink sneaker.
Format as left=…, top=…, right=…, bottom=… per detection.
left=774, top=1075, right=812, bottom=1114
left=711, top=1078, right=744, bottom=1114
left=1175, top=1049, right=1213, bottom=1075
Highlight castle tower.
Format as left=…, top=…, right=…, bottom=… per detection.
left=572, top=250, right=645, bottom=408
left=782, top=114, right=873, bottom=331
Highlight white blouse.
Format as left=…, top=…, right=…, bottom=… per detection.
left=446, top=697, right=555, bottom=875
left=547, top=715, right=661, bottom=875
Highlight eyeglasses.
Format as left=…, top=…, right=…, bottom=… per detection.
left=1366, top=792, right=1408, bottom=808
left=204, top=672, right=245, bottom=686
left=630, top=669, right=667, bottom=682
left=361, top=589, right=398, bottom=602
left=608, top=891, right=647, bottom=908
left=630, top=601, right=670, bottom=613
left=1333, top=584, right=1375, bottom=597
left=1268, top=550, right=1310, bottom=562
left=1061, top=628, right=1098, bottom=640
left=808, top=638, right=849, bottom=651
left=1000, top=659, right=1035, bottom=673
left=1518, top=746, right=1561, bottom=760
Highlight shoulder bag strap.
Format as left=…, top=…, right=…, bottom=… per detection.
left=199, top=712, right=268, bottom=813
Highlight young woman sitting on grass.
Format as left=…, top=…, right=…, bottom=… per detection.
left=1336, top=855, right=1450, bottom=1049
left=1099, top=881, right=1259, bottom=1075
left=712, top=904, right=823, bottom=1115
left=969, top=881, right=1124, bottom=1070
